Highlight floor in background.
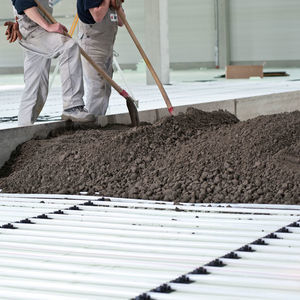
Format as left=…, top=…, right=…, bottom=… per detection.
left=0, top=67, right=300, bottom=129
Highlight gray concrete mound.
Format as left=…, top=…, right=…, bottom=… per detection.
left=0, top=108, right=299, bottom=204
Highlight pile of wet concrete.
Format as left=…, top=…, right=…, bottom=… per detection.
left=0, top=108, right=299, bottom=204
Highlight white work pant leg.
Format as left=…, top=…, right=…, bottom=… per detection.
left=58, top=38, right=85, bottom=110
left=19, top=30, right=84, bottom=112
left=18, top=50, right=51, bottom=126
left=81, top=47, right=113, bottom=116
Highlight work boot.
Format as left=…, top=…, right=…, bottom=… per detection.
left=62, top=106, right=96, bottom=122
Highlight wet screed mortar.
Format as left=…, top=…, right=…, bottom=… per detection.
left=0, top=108, right=299, bottom=204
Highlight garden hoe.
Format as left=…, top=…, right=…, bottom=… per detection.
left=115, top=0, right=174, bottom=115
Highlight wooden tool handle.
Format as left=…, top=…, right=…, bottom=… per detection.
left=79, top=49, right=123, bottom=94
left=34, top=0, right=124, bottom=96
left=113, top=0, right=123, bottom=10
left=117, top=9, right=174, bottom=114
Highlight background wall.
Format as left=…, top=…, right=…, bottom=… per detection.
left=168, top=0, right=215, bottom=69
left=0, top=0, right=299, bottom=73
left=230, top=0, right=300, bottom=66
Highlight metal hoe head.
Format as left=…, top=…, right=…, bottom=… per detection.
left=126, top=96, right=140, bottom=127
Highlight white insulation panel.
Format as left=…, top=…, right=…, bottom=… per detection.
left=0, top=194, right=299, bottom=300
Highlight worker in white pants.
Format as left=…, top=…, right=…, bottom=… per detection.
left=77, top=0, right=123, bottom=116
left=10, top=0, right=95, bottom=125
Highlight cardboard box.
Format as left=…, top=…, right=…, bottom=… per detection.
left=226, top=65, right=264, bottom=79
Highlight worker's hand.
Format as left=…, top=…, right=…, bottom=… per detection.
left=4, top=17, right=22, bottom=43
left=4, top=21, right=14, bottom=39
left=46, top=23, right=68, bottom=35
left=110, top=0, right=124, bottom=10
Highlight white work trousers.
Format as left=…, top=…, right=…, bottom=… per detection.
left=16, top=2, right=84, bottom=126
left=79, top=9, right=118, bottom=116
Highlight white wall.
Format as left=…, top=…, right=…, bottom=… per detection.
left=116, top=0, right=216, bottom=68
left=0, top=0, right=299, bottom=72
left=230, top=0, right=300, bottom=64
left=168, top=0, right=215, bottom=66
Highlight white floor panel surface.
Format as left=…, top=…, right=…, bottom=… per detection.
left=1, top=68, right=300, bottom=129
left=0, top=194, right=299, bottom=299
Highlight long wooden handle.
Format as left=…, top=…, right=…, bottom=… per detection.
left=79, top=48, right=123, bottom=95
left=34, top=0, right=125, bottom=96
left=117, top=9, right=174, bottom=114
